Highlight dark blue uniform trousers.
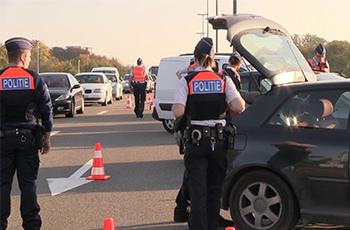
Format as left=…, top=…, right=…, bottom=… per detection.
left=132, top=82, right=147, bottom=118
left=185, top=139, right=227, bottom=230
left=1, top=133, right=41, bottom=230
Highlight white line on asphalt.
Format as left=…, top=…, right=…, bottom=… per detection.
left=50, top=131, right=60, bottom=136
left=96, top=110, right=108, bottom=115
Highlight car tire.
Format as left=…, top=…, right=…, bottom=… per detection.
left=66, top=100, right=75, bottom=118
left=102, top=94, right=108, bottom=106
left=77, top=98, right=84, bottom=114
left=162, top=119, right=175, bottom=133
left=229, top=170, right=298, bottom=230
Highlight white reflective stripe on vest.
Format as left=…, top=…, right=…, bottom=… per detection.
left=191, top=119, right=226, bottom=127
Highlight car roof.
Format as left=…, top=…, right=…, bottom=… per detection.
left=39, top=72, right=71, bottom=76
left=91, top=67, right=118, bottom=71
left=75, top=72, right=106, bottom=76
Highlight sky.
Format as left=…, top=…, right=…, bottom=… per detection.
left=1, top=0, right=349, bottom=68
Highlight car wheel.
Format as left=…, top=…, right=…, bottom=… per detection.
left=229, top=170, right=298, bottom=230
left=162, top=119, right=175, bottom=133
left=102, top=94, right=108, bottom=106
left=77, top=98, right=84, bottom=114
left=66, top=100, right=75, bottom=118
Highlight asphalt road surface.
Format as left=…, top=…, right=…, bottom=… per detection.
left=6, top=96, right=346, bottom=230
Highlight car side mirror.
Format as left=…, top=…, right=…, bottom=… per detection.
left=260, top=79, right=273, bottom=94
left=72, top=84, right=80, bottom=89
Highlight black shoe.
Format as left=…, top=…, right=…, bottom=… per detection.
left=218, top=215, right=234, bottom=227
left=173, top=206, right=188, bottom=223
left=139, top=113, right=143, bottom=118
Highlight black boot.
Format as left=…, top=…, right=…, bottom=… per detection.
left=218, top=215, right=234, bottom=227
left=173, top=205, right=189, bottom=222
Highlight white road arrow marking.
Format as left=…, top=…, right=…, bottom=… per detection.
left=47, top=159, right=93, bottom=196
left=97, top=110, right=108, bottom=115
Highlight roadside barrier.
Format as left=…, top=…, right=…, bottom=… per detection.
left=86, top=143, right=111, bottom=180
left=103, top=217, right=116, bottom=230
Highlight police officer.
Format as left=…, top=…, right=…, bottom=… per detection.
left=0, top=37, right=53, bottom=230
left=221, top=53, right=243, bottom=90
left=172, top=37, right=245, bottom=230
left=131, top=58, right=147, bottom=118
left=307, top=44, right=330, bottom=73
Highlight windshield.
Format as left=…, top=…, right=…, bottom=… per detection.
left=123, top=74, right=132, bottom=81
left=41, top=74, right=70, bottom=89
left=76, top=75, right=104, bottom=84
left=106, top=74, right=117, bottom=82
left=238, top=28, right=312, bottom=75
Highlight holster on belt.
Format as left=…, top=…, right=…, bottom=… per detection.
left=32, top=125, right=45, bottom=150
left=224, top=123, right=237, bottom=150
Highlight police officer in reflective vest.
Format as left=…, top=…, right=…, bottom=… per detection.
left=131, top=58, right=147, bottom=118
left=307, top=44, right=330, bottom=73
left=172, top=37, right=245, bottom=230
left=0, top=37, right=53, bottom=230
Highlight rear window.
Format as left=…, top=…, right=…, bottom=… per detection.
left=92, top=70, right=116, bottom=74
left=76, top=75, right=104, bottom=84
left=40, top=74, right=69, bottom=89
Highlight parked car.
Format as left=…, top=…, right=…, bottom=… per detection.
left=208, top=14, right=350, bottom=229
left=122, top=73, right=132, bottom=93
left=75, top=72, right=113, bottom=106
left=40, top=72, right=84, bottom=117
left=153, top=53, right=252, bottom=133
left=91, top=67, right=123, bottom=100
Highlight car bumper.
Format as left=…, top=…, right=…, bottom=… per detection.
left=84, top=93, right=105, bottom=103
left=53, top=100, right=71, bottom=114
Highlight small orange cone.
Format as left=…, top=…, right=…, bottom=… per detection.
left=103, top=217, right=116, bottom=230
left=225, top=227, right=236, bottom=230
left=86, top=143, right=110, bottom=180
left=147, top=93, right=153, bottom=110
left=126, top=95, right=132, bottom=109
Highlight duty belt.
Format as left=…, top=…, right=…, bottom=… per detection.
left=0, top=128, right=33, bottom=138
left=185, top=124, right=225, bottom=150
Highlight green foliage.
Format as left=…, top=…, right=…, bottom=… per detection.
left=292, top=34, right=350, bottom=77
left=0, top=40, right=131, bottom=76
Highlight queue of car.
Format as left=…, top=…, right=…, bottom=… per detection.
left=40, top=67, right=126, bottom=118
left=151, top=13, right=350, bottom=229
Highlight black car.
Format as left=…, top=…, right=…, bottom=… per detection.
left=40, top=72, right=84, bottom=117
left=207, top=15, right=350, bottom=229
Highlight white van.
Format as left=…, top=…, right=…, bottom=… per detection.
left=153, top=54, right=231, bottom=133
left=91, top=67, right=123, bottom=100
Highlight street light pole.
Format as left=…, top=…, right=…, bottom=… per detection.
left=233, top=0, right=237, bottom=14
left=36, top=42, right=40, bottom=73
left=78, top=59, right=81, bottom=73
left=197, top=13, right=207, bottom=38
left=206, top=0, right=209, bottom=36
left=216, top=0, right=218, bottom=53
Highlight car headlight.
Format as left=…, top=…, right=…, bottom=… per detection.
left=94, top=88, right=103, bottom=93
left=55, top=93, right=70, bottom=101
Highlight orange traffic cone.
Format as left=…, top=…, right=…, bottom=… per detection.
left=103, top=217, right=116, bottom=230
left=147, top=93, right=153, bottom=110
left=86, top=143, right=110, bottom=180
left=126, top=95, right=132, bottom=109
left=225, top=227, right=236, bottom=230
